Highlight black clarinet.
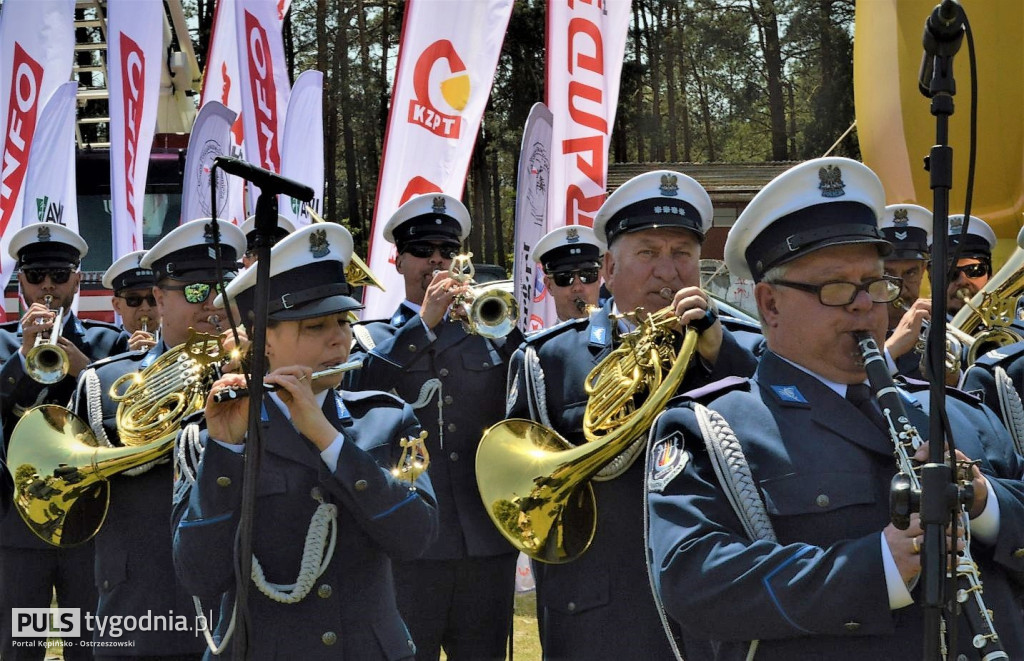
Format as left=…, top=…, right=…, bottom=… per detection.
left=855, top=331, right=1006, bottom=660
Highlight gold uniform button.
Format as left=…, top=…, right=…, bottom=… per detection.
left=439, top=368, right=450, bottom=377
left=482, top=361, right=490, bottom=368
left=447, top=423, right=457, bottom=433
left=102, top=580, right=109, bottom=590
left=815, top=494, right=830, bottom=508
left=567, top=602, right=576, bottom=612
left=407, top=344, right=417, bottom=352
left=317, top=584, right=332, bottom=599
left=310, top=487, right=323, bottom=500
left=216, top=477, right=232, bottom=487
left=843, top=621, right=860, bottom=631
left=443, top=395, right=454, bottom=405
left=354, top=479, right=368, bottom=491
left=321, top=631, right=337, bottom=646
left=449, top=452, right=459, bottom=461
left=6, top=376, right=14, bottom=384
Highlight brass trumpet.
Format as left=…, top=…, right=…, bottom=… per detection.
left=447, top=253, right=518, bottom=338
left=26, top=295, right=69, bottom=385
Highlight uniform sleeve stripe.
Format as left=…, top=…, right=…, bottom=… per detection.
left=761, top=544, right=816, bottom=634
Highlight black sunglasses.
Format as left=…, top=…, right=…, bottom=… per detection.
left=160, top=282, right=223, bottom=304
left=550, top=268, right=600, bottom=287
left=119, top=293, right=157, bottom=308
left=22, top=268, right=73, bottom=285
left=949, top=262, right=989, bottom=279
left=405, top=243, right=459, bottom=260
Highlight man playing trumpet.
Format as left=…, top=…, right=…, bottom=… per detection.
left=104, top=250, right=160, bottom=352
left=532, top=225, right=606, bottom=323
left=504, top=171, right=760, bottom=660
left=350, top=193, right=524, bottom=660
left=71, top=218, right=246, bottom=658
left=879, top=204, right=933, bottom=380
left=0, top=222, right=129, bottom=661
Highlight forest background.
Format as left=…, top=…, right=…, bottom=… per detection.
left=186, top=0, right=858, bottom=268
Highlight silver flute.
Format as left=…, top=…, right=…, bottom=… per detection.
left=210, top=358, right=363, bottom=403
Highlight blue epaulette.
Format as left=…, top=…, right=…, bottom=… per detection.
left=523, top=317, right=589, bottom=344
left=81, top=318, right=124, bottom=332
left=971, top=339, right=1024, bottom=368
left=677, top=375, right=752, bottom=404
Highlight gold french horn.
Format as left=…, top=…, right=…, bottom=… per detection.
left=476, top=306, right=697, bottom=563
left=7, top=331, right=230, bottom=546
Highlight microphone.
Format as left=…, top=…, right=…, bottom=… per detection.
left=918, top=0, right=965, bottom=96
left=214, top=156, right=314, bottom=202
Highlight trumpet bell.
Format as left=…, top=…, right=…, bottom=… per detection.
left=467, top=283, right=518, bottom=339
left=8, top=405, right=172, bottom=547
left=25, top=342, right=70, bottom=385
left=476, top=418, right=596, bottom=564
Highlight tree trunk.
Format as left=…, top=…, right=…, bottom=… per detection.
left=665, top=3, right=679, bottom=162
left=750, top=0, right=788, bottom=160
left=336, top=4, right=361, bottom=233
left=631, top=2, right=645, bottom=162
left=316, top=0, right=335, bottom=221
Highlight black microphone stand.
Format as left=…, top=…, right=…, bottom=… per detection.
left=918, top=2, right=968, bottom=658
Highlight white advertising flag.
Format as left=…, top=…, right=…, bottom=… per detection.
left=0, top=0, right=75, bottom=299
left=180, top=101, right=237, bottom=224
left=234, top=0, right=291, bottom=211
left=280, top=69, right=324, bottom=228
left=545, top=0, right=631, bottom=229
left=107, top=0, right=165, bottom=260
left=362, top=0, right=514, bottom=320
left=512, top=103, right=555, bottom=332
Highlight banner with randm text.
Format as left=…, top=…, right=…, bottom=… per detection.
left=362, top=0, right=514, bottom=319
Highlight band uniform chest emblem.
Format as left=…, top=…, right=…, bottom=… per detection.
left=771, top=384, right=808, bottom=403
left=648, top=430, right=688, bottom=493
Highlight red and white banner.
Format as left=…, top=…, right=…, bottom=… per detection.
left=0, top=0, right=74, bottom=291
left=180, top=101, right=237, bottom=224
left=234, top=0, right=291, bottom=211
left=108, top=0, right=164, bottom=261
left=362, top=0, right=514, bottom=319
left=545, top=0, right=631, bottom=229
left=201, top=0, right=290, bottom=225
left=512, top=103, right=555, bottom=332
left=280, top=69, right=324, bottom=228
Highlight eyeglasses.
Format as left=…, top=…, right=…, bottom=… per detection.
left=119, top=293, right=157, bottom=308
left=160, top=281, right=223, bottom=304
left=949, top=262, right=989, bottom=279
left=550, top=268, right=600, bottom=287
left=22, top=268, right=73, bottom=285
left=405, top=243, right=459, bottom=260
left=766, top=276, right=902, bottom=307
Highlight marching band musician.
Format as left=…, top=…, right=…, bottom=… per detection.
left=71, top=218, right=246, bottom=659
left=349, top=194, right=524, bottom=660
left=172, top=222, right=438, bottom=659
left=878, top=204, right=933, bottom=380
left=239, top=213, right=295, bottom=268
left=644, top=158, right=1024, bottom=660
left=531, top=225, right=606, bottom=322
left=504, top=170, right=761, bottom=660
left=0, top=222, right=129, bottom=661
left=103, top=250, right=160, bottom=352
left=946, top=214, right=997, bottom=315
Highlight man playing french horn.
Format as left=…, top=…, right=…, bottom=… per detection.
left=67, top=218, right=248, bottom=658
left=0, top=222, right=129, bottom=661
left=502, top=170, right=761, bottom=660
left=644, top=158, right=1024, bottom=660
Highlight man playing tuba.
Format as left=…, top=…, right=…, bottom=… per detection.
left=503, top=170, right=761, bottom=660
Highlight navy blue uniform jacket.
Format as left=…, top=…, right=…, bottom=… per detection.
left=351, top=303, right=524, bottom=559
left=647, top=352, right=1024, bottom=660
left=505, top=299, right=760, bottom=660
left=172, top=388, right=439, bottom=660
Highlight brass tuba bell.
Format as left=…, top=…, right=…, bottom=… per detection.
left=476, top=308, right=697, bottom=563
left=950, top=235, right=1024, bottom=365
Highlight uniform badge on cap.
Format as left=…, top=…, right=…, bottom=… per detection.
left=659, top=174, right=679, bottom=197
left=818, top=164, right=846, bottom=198
left=893, top=209, right=909, bottom=226
left=37, top=226, right=51, bottom=242
left=566, top=227, right=580, bottom=243
left=309, top=228, right=329, bottom=258
left=432, top=196, right=446, bottom=214
left=648, top=431, right=688, bottom=493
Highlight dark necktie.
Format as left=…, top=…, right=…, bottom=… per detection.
left=845, top=383, right=887, bottom=432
